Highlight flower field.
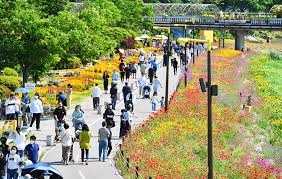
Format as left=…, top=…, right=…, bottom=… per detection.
left=35, top=47, right=159, bottom=106
left=116, top=50, right=282, bottom=178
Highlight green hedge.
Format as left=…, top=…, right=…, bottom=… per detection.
left=0, top=85, right=11, bottom=99
left=0, top=76, right=20, bottom=91
left=3, top=67, right=19, bottom=77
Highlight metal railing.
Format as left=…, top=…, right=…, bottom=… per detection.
left=151, top=16, right=282, bottom=27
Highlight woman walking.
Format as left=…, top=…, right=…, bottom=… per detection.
left=6, top=146, right=21, bottom=179
left=103, top=71, right=109, bottom=94
left=79, top=124, right=92, bottom=165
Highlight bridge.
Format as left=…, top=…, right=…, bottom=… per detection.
left=145, top=3, right=282, bottom=50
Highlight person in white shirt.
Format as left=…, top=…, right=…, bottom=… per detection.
left=60, top=123, right=73, bottom=165
left=5, top=93, right=17, bottom=120
left=152, top=76, right=162, bottom=96
left=29, top=93, right=43, bottom=130
left=6, top=146, right=21, bottom=179
left=92, top=83, right=101, bottom=110
left=14, top=127, right=26, bottom=158
left=137, top=75, right=147, bottom=97
left=151, top=92, right=159, bottom=111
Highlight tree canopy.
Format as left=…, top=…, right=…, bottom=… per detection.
left=0, top=0, right=152, bottom=84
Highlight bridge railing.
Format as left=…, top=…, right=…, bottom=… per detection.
left=151, top=16, right=282, bottom=26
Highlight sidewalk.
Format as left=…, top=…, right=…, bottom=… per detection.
left=34, top=55, right=183, bottom=179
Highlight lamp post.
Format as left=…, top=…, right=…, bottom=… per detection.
left=165, top=28, right=171, bottom=111
left=199, top=42, right=218, bottom=179
left=192, top=28, right=195, bottom=64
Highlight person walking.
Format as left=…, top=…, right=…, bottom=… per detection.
left=125, top=65, right=131, bottom=81
left=119, top=60, right=126, bottom=82
left=111, top=70, right=120, bottom=84
left=122, top=82, right=131, bottom=105
left=172, top=58, right=178, bottom=75
left=72, top=105, right=85, bottom=132
left=29, top=93, right=43, bottom=130
left=92, top=83, right=101, bottom=110
left=53, top=102, right=67, bottom=141
left=131, top=63, right=137, bottom=79
left=66, top=84, right=73, bottom=109
left=21, top=92, right=31, bottom=126
left=0, top=151, right=6, bottom=179
left=119, top=109, right=131, bottom=138
left=24, top=135, right=39, bottom=164
left=103, top=71, right=109, bottom=94
left=152, top=76, right=162, bottom=96
left=151, top=92, right=159, bottom=111
left=6, top=146, right=21, bottom=179
left=140, top=62, right=147, bottom=76
left=110, top=83, right=118, bottom=110
left=98, top=122, right=110, bottom=162
left=14, top=127, right=26, bottom=158
left=79, top=124, right=91, bottom=165
left=148, top=67, right=155, bottom=84
left=60, top=123, right=73, bottom=165
left=57, top=92, right=67, bottom=107
left=0, top=137, right=9, bottom=157
left=4, top=93, right=17, bottom=120
left=103, top=104, right=115, bottom=129
left=137, top=75, right=147, bottom=97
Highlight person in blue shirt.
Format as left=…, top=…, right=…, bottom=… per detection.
left=57, top=92, right=67, bottom=107
left=24, top=135, right=39, bottom=164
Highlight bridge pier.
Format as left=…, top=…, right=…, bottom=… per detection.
left=235, top=30, right=246, bottom=50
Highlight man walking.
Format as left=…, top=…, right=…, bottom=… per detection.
left=29, top=93, right=43, bottom=130
left=119, top=60, right=126, bottom=82
left=24, top=135, right=40, bottom=164
left=172, top=58, right=178, bottom=75
left=98, top=122, right=110, bottom=162
left=137, top=75, right=147, bottom=97
left=152, top=76, right=162, bottom=96
left=122, top=82, right=131, bottom=105
left=110, top=83, right=118, bottom=110
left=92, top=83, right=101, bottom=110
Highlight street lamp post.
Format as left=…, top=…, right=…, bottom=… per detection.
left=192, top=28, right=195, bottom=64
left=199, top=42, right=218, bottom=179
left=165, top=29, right=170, bottom=111
left=184, top=43, right=187, bottom=87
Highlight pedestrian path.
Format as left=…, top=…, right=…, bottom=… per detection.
left=34, top=55, right=183, bottom=179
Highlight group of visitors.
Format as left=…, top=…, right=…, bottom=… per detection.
left=0, top=129, right=40, bottom=179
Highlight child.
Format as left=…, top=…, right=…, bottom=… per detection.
left=151, top=92, right=159, bottom=111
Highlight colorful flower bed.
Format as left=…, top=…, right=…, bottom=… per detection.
left=213, top=48, right=241, bottom=58
left=115, top=50, right=282, bottom=178
left=35, top=47, right=159, bottom=106
left=249, top=51, right=282, bottom=146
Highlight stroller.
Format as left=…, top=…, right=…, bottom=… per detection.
left=143, top=85, right=151, bottom=99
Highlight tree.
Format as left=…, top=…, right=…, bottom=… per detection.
left=0, top=0, right=59, bottom=84
left=28, top=0, right=69, bottom=16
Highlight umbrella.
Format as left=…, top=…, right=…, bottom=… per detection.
left=22, top=163, right=63, bottom=179
left=15, top=87, right=30, bottom=94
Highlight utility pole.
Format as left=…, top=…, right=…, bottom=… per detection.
left=192, top=28, right=195, bottom=64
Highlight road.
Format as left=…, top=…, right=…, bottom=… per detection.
left=33, top=55, right=183, bottom=179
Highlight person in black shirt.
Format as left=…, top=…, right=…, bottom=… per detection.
left=0, top=151, right=6, bottom=178
left=148, top=67, right=155, bottom=84
left=53, top=102, right=67, bottom=141
left=103, top=104, right=115, bottom=129
left=119, top=60, right=126, bottom=82
left=102, top=71, right=109, bottom=94
left=110, top=83, right=118, bottom=110
left=122, top=82, right=131, bottom=105
left=0, top=137, right=9, bottom=157
left=172, top=58, right=178, bottom=75
left=125, top=65, right=131, bottom=81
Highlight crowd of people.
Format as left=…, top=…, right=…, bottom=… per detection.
left=0, top=40, right=206, bottom=178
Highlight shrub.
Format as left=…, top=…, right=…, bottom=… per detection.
left=0, top=76, right=20, bottom=91
left=67, top=57, right=82, bottom=69
left=3, top=67, right=18, bottom=77
left=0, top=85, right=11, bottom=99
left=270, top=5, right=282, bottom=18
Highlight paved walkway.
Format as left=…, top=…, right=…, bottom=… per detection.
left=32, top=55, right=184, bottom=179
